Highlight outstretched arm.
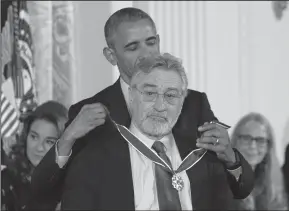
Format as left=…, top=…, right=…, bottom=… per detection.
left=199, top=92, right=254, bottom=199
left=31, top=102, right=106, bottom=201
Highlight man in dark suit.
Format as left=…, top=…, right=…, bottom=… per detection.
left=61, top=53, right=238, bottom=210
left=31, top=7, right=254, bottom=207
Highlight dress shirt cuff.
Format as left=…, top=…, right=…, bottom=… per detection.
left=226, top=148, right=242, bottom=181
left=227, top=166, right=242, bottom=181
left=55, top=139, right=72, bottom=169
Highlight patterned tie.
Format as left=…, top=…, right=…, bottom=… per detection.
left=152, top=141, right=182, bottom=210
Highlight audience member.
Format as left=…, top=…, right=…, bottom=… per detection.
left=231, top=112, right=288, bottom=210
left=1, top=101, right=68, bottom=211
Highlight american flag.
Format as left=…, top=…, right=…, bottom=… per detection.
left=0, top=91, right=19, bottom=139
left=14, top=0, right=38, bottom=120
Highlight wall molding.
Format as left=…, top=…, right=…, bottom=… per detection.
left=194, top=1, right=207, bottom=93
left=237, top=1, right=250, bottom=116
left=147, top=1, right=208, bottom=92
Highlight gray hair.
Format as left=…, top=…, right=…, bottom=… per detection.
left=131, top=53, right=188, bottom=95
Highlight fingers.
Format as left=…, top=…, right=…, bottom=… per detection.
left=89, top=118, right=106, bottom=127
left=83, top=103, right=105, bottom=109
left=198, top=121, right=225, bottom=132
left=196, top=142, right=226, bottom=152
left=92, top=112, right=106, bottom=120
left=79, top=104, right=107, bottom=120
left=197, top=121, right=230, bottom=153
left=198, top=122, right=228, bottom=140
left=197, top=136, right=219, bottom=145
left=81, top=103, right=107, bottom=114
left=201, top=128, right=222, bottom=138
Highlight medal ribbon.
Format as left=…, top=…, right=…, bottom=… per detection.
left=112, top=119, right=207, bottom=174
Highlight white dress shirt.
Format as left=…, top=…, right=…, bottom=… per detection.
left=55, top=78, right=242, bottom=180
left=129, top=123, right=193, bottom=210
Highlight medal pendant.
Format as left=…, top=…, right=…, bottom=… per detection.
left=172, top=174, right=184, bottom=191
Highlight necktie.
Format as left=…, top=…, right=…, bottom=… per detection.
left=152, top=141, right=182, bottom=210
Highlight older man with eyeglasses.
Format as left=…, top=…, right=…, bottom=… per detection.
left=61, top=53, right=236, bottom=210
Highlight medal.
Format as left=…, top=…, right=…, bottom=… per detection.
left=172, top=174, right=184, bottom=191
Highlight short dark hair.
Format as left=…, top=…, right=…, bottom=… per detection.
left=104, top=7, right=156, bottom=48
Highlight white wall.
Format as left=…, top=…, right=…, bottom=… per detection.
left=72, top=1, right=113, bottom=103
left=246, top=1, right=289, bottom=164
left=142, top=1, right=289, bottom=165
left=72, top=1, right=289, bottom=164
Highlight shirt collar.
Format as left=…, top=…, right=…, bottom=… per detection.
left=120, top=77, right=130, bottom=107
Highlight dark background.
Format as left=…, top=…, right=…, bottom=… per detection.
left=1, top=0, right=12, bottom=30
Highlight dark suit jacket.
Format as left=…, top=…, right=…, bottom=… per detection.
left=61, top=120, right=233, bottom=210
left=31, top=78, right=253, bottom=207
left=283, top=144, right=289, bottom=198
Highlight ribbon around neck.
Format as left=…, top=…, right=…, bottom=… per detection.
left=111, top=119, right=207, bottom=174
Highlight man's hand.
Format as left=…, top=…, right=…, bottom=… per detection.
left=57, top=103, right=107, bottom=156
left=196, top=122, right=237, bottom=167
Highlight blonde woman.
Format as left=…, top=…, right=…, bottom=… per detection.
left=231, top=112, right=288, bottom=210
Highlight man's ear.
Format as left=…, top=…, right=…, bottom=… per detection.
left=103, top=47, right=117, bottom=66
left=156, top=34, right=160, bottom=52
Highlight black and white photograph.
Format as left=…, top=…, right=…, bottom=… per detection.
left=1, top=1, right=289, bottom=210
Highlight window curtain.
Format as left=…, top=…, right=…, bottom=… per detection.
left=27, top=1, right=75, bottom=108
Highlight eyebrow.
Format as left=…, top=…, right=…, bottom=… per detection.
left=29, top=130, right=57, bottom=140
left=145, top=36, right=157, bottom=42
left=124, top=41, right=139, bottom=48
left=142, top=84, right=181, bottom=92
left=29, top=130, right=39, bottom=136
left=142, top=83, right=157, bottom=88
left=124, top=36, right=157, bottom=48
left=166, top=87, right=181, bottom=92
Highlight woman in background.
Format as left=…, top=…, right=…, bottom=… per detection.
left=231, top=112, right=288, bottom=210
left=1, top=100, right=68, bottom=211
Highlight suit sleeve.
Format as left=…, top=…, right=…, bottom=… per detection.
left=61, top=149, right=98, bottom=210
left=199, top=92, right=218, bottom=124
left=30, top=104, right=80, bottom=201
left=200, top=92, right=254, bottom=199
left=226, top=149, right=254, bottom=199
left=208, top=157, right=234, bottom=210
left=282, top=144, right=289, bottom=196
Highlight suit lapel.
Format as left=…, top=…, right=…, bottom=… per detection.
left=105, top=79, right=131, bottom=127
left=101, top=125, right=135, bottom=210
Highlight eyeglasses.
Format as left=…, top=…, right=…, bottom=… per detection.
left=133, top=87, right=184, bottom=105
left=238, top=134, right=268, bottom=147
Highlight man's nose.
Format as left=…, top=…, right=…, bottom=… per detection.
left=139, top=43, right=158, bottom=57
left=249, top=140, right=258, bottom=148
left=153, top=95, right=167, bottom=111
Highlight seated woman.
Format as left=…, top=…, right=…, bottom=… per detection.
left=231, top=112, right=288, bottom=210
left=1, top=101, right=68, bottom=211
